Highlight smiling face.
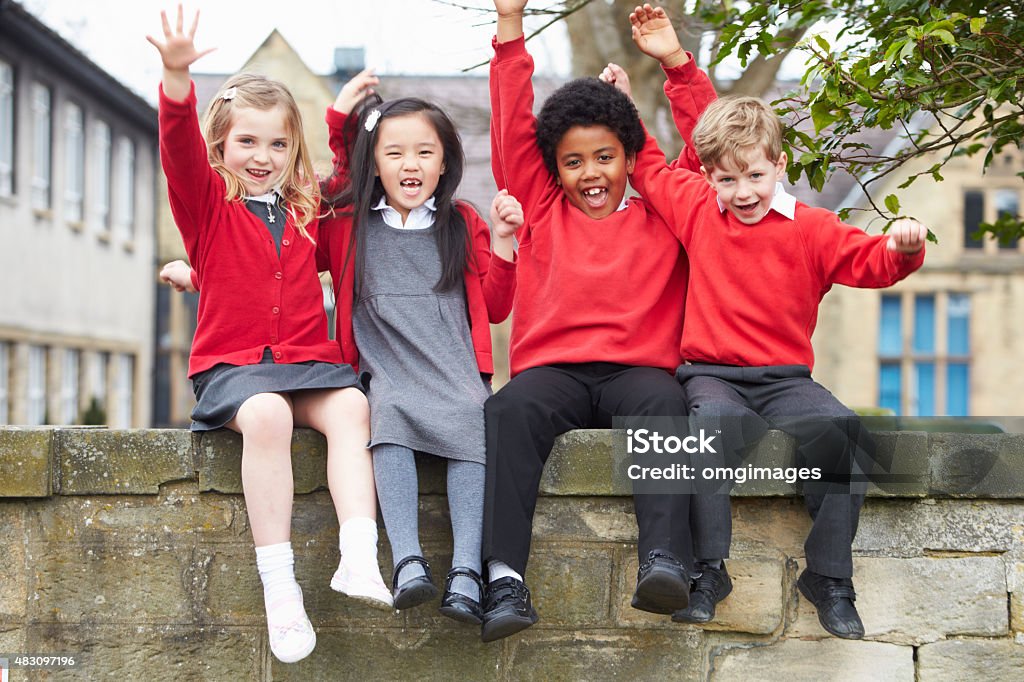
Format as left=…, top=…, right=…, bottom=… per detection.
left=554, top=124, right=635, bottom=220
left=702, top=146, right=788, bottom=225
left=373, top=112, right=445, bottom=223
left=221, top=105, right=291, bottom=196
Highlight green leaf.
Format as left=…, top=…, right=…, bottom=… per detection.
left=970, top=17, right=986, bottom=34
left=814, top=35, right=831, bottom=53
left=884, top=194, right=901, bottom=214
left=929, top=29, right=957, bottom=47
left=810, top=101, right=841, bottom=134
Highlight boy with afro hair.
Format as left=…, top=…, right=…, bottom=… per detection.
left=479, top=0, right=715, bottom=642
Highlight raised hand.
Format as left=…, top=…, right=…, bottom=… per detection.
left=494, top=0, right=527, bottom=42
left=333, top=68, right=380, bottom=116
left=160, top=260, right=197, bottom=293
left=886, top=218, right=928, bottom=254
left=629, top=4, right=688, bottom=68
left=493, top=0, right=528, bottom=16
left=145, top=4, right=215, bottom=73
left=599, top=63, right=633, bottom=102
left=491, top=189, right=525, bottom=239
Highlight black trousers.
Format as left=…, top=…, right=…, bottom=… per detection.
left=482, top=362, right=693, bottom=578
left=679, top=364, right=874, bottom=579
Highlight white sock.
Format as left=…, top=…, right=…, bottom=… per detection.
left=255, top=542, right=315, bottom=662
left=488, top=559, right=523, bottom=584
left=338, top=517, right=380, bottom=566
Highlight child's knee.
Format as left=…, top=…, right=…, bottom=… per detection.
left=237, top=393, right=293, bottom=440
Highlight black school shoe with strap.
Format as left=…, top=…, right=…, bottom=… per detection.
left=480, top=577, right=539, bottom=642
left=631, top=549, right=691, bottom=615
left=797, top=568, right=865, bottom=639
left=672, top=560, right=733, bottom=624
left=438, top=566, right=484, bottom=625
left=392, top=555, right=439, bottom=610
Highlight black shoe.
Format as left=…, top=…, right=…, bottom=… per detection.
left=631, top=549, right=690, bottom=615
left=672, top=561, right=733, bottom=624
left=392, top=555, right=439, bottom=610
left=797, top=568, right=865, bottom=639
left=480, top=577, right=538, bottom=642
left=438, top=567, right=484, bottom=625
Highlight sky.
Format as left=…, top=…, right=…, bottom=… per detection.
left=22, top=0, right=572, bottom=103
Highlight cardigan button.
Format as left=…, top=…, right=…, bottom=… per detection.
left=274, top=351, right=282, bottom=360
left=274, top=272, right=282, bottom=279
left=272, top=306, right=280, bottom=314
left=282, top=239, right=290, bottom=246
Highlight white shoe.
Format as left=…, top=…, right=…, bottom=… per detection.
left=331, top=560, right=394, bottom=611
left=266, top=598, right=316, bottom=664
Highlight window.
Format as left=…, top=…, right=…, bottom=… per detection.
left=90, top=350, right=108, bottom=403
left=114, top=137, right=135, bottom=239
left=963, top=188, right=1022, bottom=253
left=0, top=60, right=13, bottom=197
left=878, top=293, right=971, bottom=416
left=27, top=345, right=47, bottom=425
left=60, top=348, right=80, bottom=424
left=31, top=82, right=52, bottom=210
left=963, top=190, right=984, bottom=250
left=64, top=103, right=85, bottom=223
left=993, top=189, right=1020, bottom=251
left=115, top=353, right=134, bottom=427
left=0, top=341, right=10, bottom=424
left=92, top=120, right=111, bottom=234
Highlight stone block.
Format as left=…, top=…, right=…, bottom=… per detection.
left=929, top=433, right=1024, bottom=498
left=527, top=545, right=614, bottom=626
left=711, top=639, right=913, bottom=681
left=541, top=429, right=620, bottom=496
left=56, top=429, right=193, bottom=495
left=917, top=639, right=1024, bottom=681
left=867, top=431, right=929, bottom=497
left=1010, top=554, right=1024, bottom=634
left=731, top=430, right=799, bottom=497
left=508, top=629, right=704, bottom=681
left=0, top=428, right=52, bottom=497
left=26, top=543, right=200, bottom=624
left=790, top=557, right=1007, bottom=644
left=731, top=497, right=812, bottom=558
left=272, top=629, right=500, bottom=681
left=197, top=428, right=328, bottom=494
left=0, top=503, right=26, bottom=620
left=22, top=624, right=260, bottom=681
left=0, top=626, right=25, bottom=658
left=532, top=497, right=638, bottom=544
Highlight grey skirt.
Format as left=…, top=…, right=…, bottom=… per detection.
left=190, top=348, right=362, bottom=431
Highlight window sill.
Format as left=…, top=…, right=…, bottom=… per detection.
left=67, top=220, right=85, bottom=233
left=32, top=208, right=53, bottom=221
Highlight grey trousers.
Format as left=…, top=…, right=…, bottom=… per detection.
left=678, top=364, right=876, bottom=579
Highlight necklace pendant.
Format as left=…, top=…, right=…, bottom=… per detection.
left=267, top=202, right=275, bottom=224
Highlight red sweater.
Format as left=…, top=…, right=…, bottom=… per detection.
left=159, top=83, right=341, bottom=377
left=317, top=108, right=516, bottom=376
left=490, top=36, right=689, bottom=376
left=631, top=77, right=925, bottom=370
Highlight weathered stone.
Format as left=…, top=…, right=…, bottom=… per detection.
left=26, top=543, right=200, bottom=624
left=929, top=433, right=1024, bottom=498
left=711, top=639, right=914, bottom=681
left=1010, top=553, right=1024, bottom=634
left=272, top=629, right=500, bottom=681
left=790, top=557, right=1007, bottom=644
left=527, top=545, right=614, bottom=626
left=25, top=486, right=239, bottom=545
left=731, top=430, right=800, bottom=497
left=508, top=629, right=705, bottom=681
left=542, top=429, right=620, bottom=496
left=731, top=497, right=812, bottom=558
left=0, top=504, right=26, bottom=620
left=0, top=626, right=25, bottom=659
left=56, top=429, right=193, bottom=495
left=0, top=428, right=52, bottom=497
left=23, top=624, right=260, bottom=681
left=197, top=428, right=328, bottom=494
left=532, top=496, right=638, bottom=544
left=917, top=639, right=1024, bottom=681
left=867, top=431, right=930, bottom=497
left=854, top=498, right=1024, bottom=554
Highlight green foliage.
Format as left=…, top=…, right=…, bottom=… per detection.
left=693, top=0, right=1024, bottom=240
left=80, top=396, right=107, bottom=426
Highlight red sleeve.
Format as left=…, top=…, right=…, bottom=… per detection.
left=803, top=208, right=926, bottom=288
left=189, top=267, right=200, bottom=292
left=490, top=35, right=558, bottom=230
left=323, top=106, right=351, bottom=197
left=460, top=204, right=516, bottom=323
left=662, top=57, right=717, bottom=172
left=158, top=81, right=222, bottom=270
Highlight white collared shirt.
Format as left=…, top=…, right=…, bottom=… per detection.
left=372, top=196, right=437, bottom=229
left=715, top=182, right=796, bottom=221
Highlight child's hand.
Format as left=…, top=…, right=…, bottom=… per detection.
left=146, top=5, right=215, bottom=73
left=629, top=4, right=689, bottom=68
left=599, top=63, right=633, bottom=102
left=333, top=68, right=379, bottom=116
left=494, top=0, right=528, bottom=17
left=886, top=218, right=928, bottom=254
left=160, top=260, right=197, bottom=293
left=491, top=189, right=524, bottom=239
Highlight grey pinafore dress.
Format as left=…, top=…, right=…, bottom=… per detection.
left=353, top=212, right=490, bottom=463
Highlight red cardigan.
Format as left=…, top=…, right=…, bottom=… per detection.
left=318, top=108, right=516, bottom=376
left=159, top=83, right=341, bottom=377
left=631, top=74, right=925, bottom=370
left=490, top=36, right=690, bottom=376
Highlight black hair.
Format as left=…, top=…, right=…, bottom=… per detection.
left=323, top=96, right=470, bottom=294
left=535, top=77, right=646, bottom=177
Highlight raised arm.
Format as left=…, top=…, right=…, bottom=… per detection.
left=809, top=212, right=926, bottom=288
left=324, top=68, right=379, bottom=196
left=460, top=199, right=518, bottom=323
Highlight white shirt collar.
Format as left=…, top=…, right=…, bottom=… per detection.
left=716, top=182, right=796, bottom=221
left=245, top=188, right=282, bottom=203
left=372, top=195, right=437, bottom=229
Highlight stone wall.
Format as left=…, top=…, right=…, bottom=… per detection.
left=1, top=427, right=1022, bottom=680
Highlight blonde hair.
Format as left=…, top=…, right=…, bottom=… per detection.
left=692, top=96, right=783, bottom=172
left=202, top=73, right=319, bottom=240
